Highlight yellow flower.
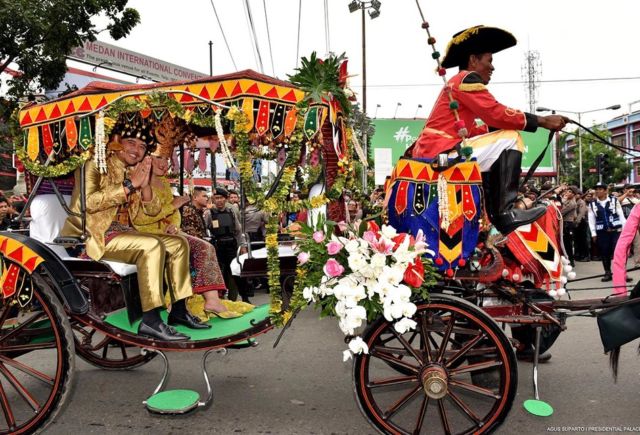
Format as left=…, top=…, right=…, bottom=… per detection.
left=310, top=195, right=328, bottom=208
left=103, top=117, right=116, bottom=129
left=182, top=110, right=194, bottom=123
left=266, top=234, right=278, bottom=246
left=226, top=106, right=241, bottom=120
left=264, top=198, right=278, bottom=212
left=282, top=310, right=293, bottom=324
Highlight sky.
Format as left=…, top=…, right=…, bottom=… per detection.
left=94, top=0, right=640, bottom=126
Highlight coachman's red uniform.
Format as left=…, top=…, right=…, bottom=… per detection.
left=411, top=70, right=538, bottom=159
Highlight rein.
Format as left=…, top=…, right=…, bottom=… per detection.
left=567, top=119, right=637, bottom=158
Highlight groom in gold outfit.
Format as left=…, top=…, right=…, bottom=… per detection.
left=61, top=116, right=209, bottom=341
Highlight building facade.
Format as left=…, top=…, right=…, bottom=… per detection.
left=607, top=110, right=640, bottom=183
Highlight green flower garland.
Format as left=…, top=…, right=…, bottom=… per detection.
left=15, top=148, right=90, bottom=178
left=103, top=92, right=219, bottom=135
left=228, top=106, right=318, bottom=325
left=265, top=217, right=285, bottom=323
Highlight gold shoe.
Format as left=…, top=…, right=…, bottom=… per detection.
left=204, top=309, right=242, bottom=319
left=221, top=299, right=255, bottom=314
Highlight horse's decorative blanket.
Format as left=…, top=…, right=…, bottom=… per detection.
left=505, top=204, right=568, bottom=295
left=386, top=157, right=482, bottom=274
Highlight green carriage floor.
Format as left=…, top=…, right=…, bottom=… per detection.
left=104, top=303, right=271, bottom=341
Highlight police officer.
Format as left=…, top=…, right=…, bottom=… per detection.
left=588, top=182, right=626, bottom=282
left=207, top=187, right=247, bottom=300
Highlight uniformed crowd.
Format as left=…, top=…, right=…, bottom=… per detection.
left=521, top=181, right=638, bottom=282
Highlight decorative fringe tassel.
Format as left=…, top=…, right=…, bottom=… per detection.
left=609, top=347, right=621, bottom=383
left=26, top=127, right=40, bottom=161
left=350, top=127, right=368, bottom=167
left=437, top=174, right=450, bottom=230
left=94, top=111, right=107, bottom=174
left=214, top=109, right=236, bottom=169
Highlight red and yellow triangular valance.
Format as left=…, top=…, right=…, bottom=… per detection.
left=19, top=77, right=305, bottom=129
left=0, top=236, right=45, bottom=274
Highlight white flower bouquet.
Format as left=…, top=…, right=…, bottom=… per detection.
left=293, top=218, right=437, bottom=361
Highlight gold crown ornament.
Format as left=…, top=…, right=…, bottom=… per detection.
left=152, top=115, right=192, bottom=158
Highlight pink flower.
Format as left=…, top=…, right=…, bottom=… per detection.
left=363, top=230, right=378, bottom=244
left=327, top=241, right=343, bottom=255
left=371, top=238, right=395, bottom=255
left=323, top=258, right=345, bottom=277
left=313, top=231, right=325, bottom=243
left=297, top=251, right=310, bottom=265
left=337, top=221, right=348, bottom=232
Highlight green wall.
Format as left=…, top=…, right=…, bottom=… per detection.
left=370, top=118, right=554, bottom=184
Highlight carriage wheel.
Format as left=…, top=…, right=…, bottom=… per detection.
left=71, top=322, right=155, bottom=371
left=353, top=294, right=517, bottom=435
left=0, top=274, right=75, bottom=434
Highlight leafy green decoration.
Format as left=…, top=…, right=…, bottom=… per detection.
left=288, top=52, right=351, bottom=116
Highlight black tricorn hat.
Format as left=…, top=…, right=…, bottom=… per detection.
left=441, top=25, right=517, bottom=69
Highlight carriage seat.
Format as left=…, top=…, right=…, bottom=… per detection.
left=29, top=194, right=137, bottom=277
left=230, top=245, right=296, bottom=277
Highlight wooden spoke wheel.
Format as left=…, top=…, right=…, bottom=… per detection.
left=72, top=322, right=155, bottom=371
left=353, top=294, right=517, bottom=435
left=0, top=274, right=75, bottom=434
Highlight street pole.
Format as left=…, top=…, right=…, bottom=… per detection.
left=208, top=41, right=213, bottom=76
left=209, top=41, right=216, bottom=190
left=578, top=112, right=583, bottom=192
left=361, top=6, right=368, bottom=194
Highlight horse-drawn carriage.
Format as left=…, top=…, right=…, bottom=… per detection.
left=0, top=56, right=636, bottom=435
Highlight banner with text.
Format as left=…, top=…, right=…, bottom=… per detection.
left=70, top=40, right=206, bottom=82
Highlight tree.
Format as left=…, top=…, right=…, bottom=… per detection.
left=558, top=126, right=631, bottom=188
left=0, top=0, right=140, bottom=99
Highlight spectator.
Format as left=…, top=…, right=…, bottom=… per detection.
left=243, top=198, right=269, bottom=295
left=244, top=198, right=268, bottom=243
left=347, top=200, right=361, bottom=223
left=362, top=187, right=384, bottom=226
left=180, top=187, right=209, bottom=239
left=619, top=185, right=640, bottom=266
left=561, top=186, right=578, bottom=267
left=206, top=187, right=248, bottom=302
left=588, top=182, right=626, bottom=281
left=0, top=198, right=14, bottom=230
left=574, top=190, right=591, bottom=261
left=584, top=190, right=599, bottom=261
left=525, top=187, right=539, bottom=203
left=282, top=191, right=301, bottom=227
left=228, top=190, right=240, bottom=207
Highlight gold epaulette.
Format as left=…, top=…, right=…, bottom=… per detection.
left=458, top=83, right=487, bottom=92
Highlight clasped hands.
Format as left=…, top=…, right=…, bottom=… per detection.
left=129, top=156, right=153, bottom=190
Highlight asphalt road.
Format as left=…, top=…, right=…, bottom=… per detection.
left=46, top=260, right=640, bottom=434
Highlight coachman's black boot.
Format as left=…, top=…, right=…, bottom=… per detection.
left=482, top=150, right=546, bottom=234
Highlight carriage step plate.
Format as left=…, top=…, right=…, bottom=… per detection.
left=524, top=399, right=554, bottom=417
left=145, top=389, right=200, bottom=415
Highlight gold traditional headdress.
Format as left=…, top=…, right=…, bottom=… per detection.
left=152, top=116, right=191, bottom=158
